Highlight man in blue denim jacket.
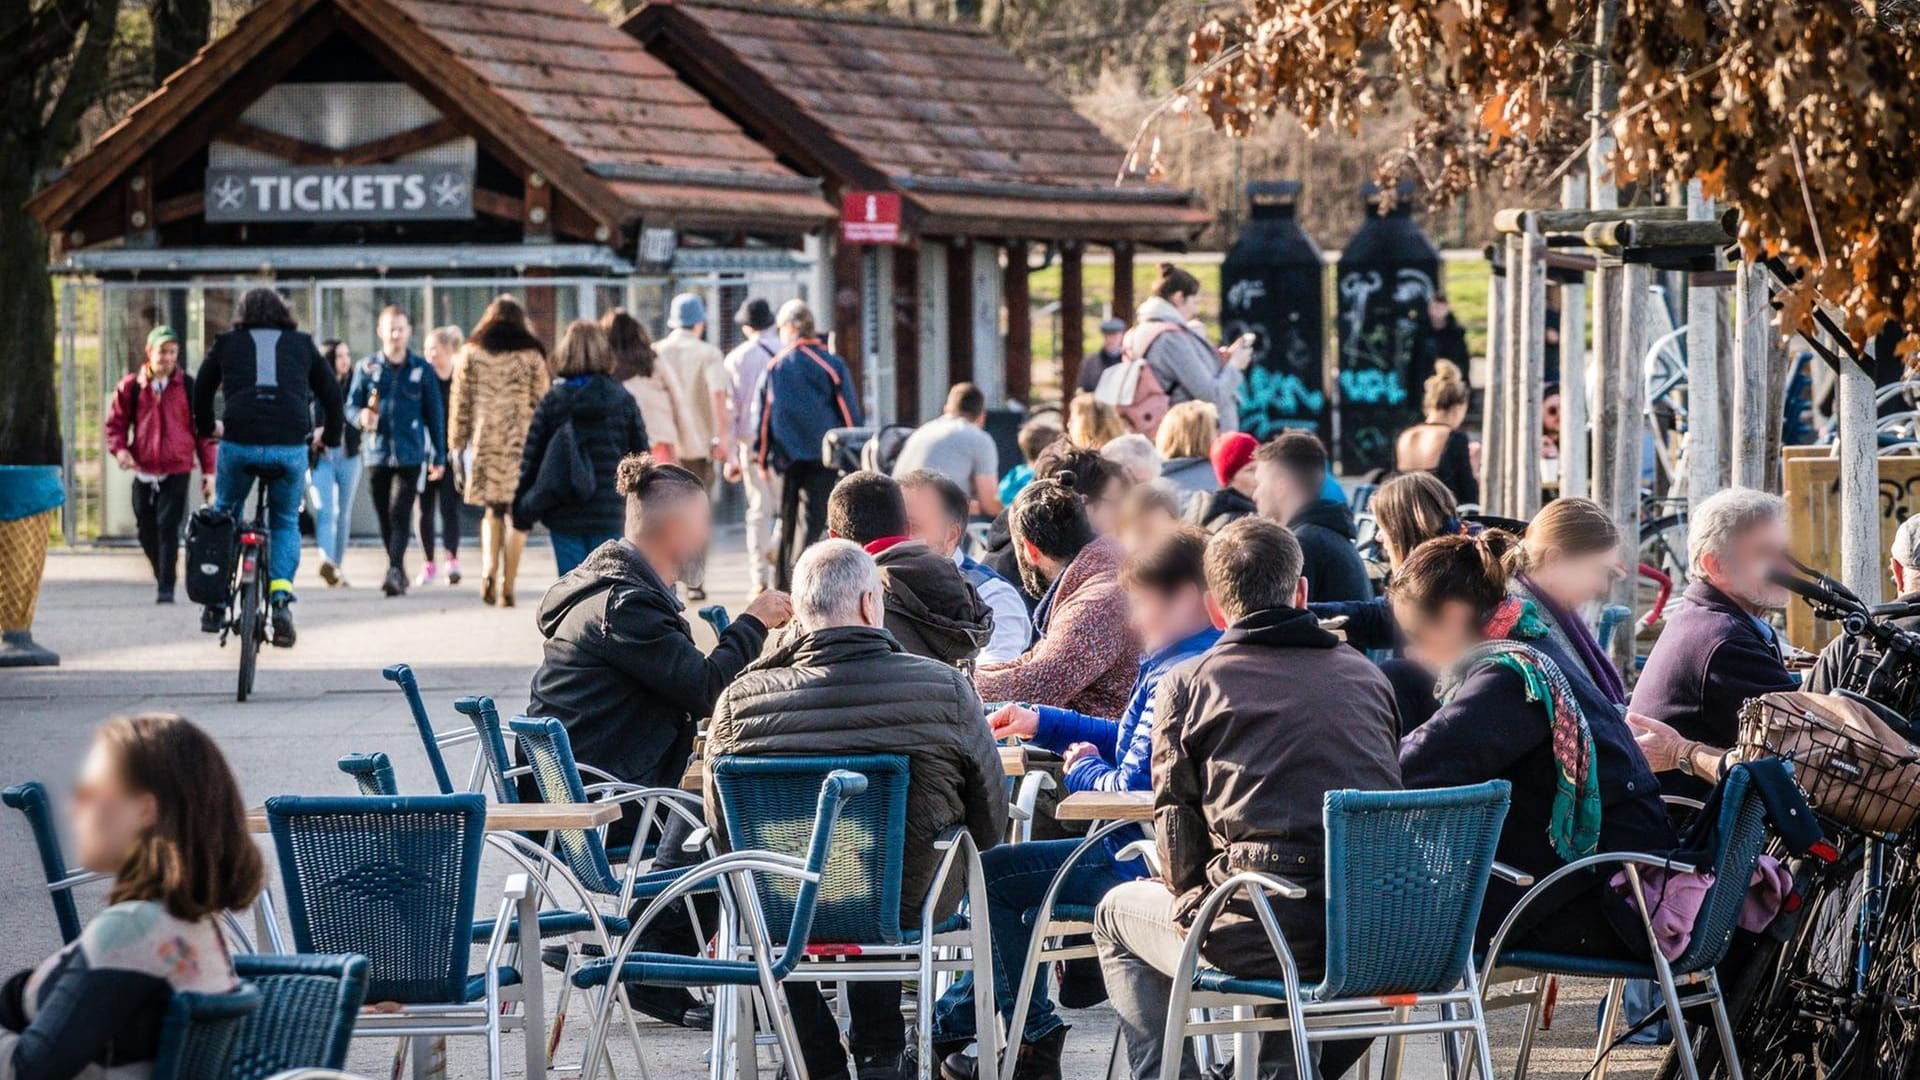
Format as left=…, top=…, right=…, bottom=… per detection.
left=347, top=305, right=446, bottom=596
left=933, top=526, right=1220, bottom=1080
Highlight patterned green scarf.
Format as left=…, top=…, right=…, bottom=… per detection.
left=1438, top=598, right=1603, bottom=861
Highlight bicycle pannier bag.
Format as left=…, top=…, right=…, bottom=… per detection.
left=184, top=506, right=237, bottom=605
left=1738, top=691, right=1920, bottom=834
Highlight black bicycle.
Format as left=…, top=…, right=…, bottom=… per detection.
left=214, top=462, right=285, bottom=701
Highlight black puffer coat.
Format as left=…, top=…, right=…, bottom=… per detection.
left=511, top=373, right=648, bottom=536
left=527, top=540, right=765, bottom=788
left=706, top=626, right=1007, bottom=924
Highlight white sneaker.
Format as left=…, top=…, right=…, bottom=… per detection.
left=415, top=561, right=439, bottom=587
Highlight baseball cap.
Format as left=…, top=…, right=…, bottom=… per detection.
left=668, top=292, right=707, bottom=329
left=735, top=297, right=775, bottom=331
left=147, top=325, right=181, bottom=349
left=1099, top=317, right=1127, bottom=334
left=1894, top=514, right=1920, bottom=574
left=1210, top=431, right=1259, bottom=487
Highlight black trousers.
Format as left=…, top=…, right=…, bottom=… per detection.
left=368, top=465, right=421, bottom=571
left=774, top=461, right=838, bottom=591
left=133, top=472, right=190, bottom=590
left=418, top=469, right=461, bottom=560
left=787, top=980, right=904, bottom=1076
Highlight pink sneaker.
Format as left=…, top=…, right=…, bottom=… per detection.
left=445, top=558, right=462, bottom=585
left=415, top=561, right=439, bottom=588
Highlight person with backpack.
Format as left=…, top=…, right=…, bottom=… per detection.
left=753, top=300, right=863, bottom=590
left=104, top=326, right=216, bottom=604
left=1098, top=263, right=1253, bottom=437
left=191, top=288, right=343, bottom=644
left=512, top=319, right=650, bottom=583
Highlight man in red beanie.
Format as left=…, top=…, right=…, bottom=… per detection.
left=1195, top=431, right=1259, bottom=532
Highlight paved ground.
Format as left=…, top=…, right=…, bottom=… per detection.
left=0, top=533, right=1666, bottom=1079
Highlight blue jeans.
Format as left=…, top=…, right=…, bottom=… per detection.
left=550, top=530, right=618, bottom=576
left=214, top=443, right=309, bottom=597
left=931, top=838, right=1140, bottom=1046
left=308, top=446, right=362, bottom=568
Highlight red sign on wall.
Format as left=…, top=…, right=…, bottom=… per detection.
left=840, top=191, right=901, bottom=244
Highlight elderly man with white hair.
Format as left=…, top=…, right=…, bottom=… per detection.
left=1628, top=486, right=1800, bottom=797
left=705, top=539, right=1007, bottom=1080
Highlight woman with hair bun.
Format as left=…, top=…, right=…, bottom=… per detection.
left=1392, top=531, right=1672, bottom=953
left=0, top=714, right=260, bottom=1077
left=1394, top=359, right=1477, bottom=505
left=1125, top=263, right=1253, bottom=431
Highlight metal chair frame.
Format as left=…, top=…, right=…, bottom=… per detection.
left=1156, top=783, right=1519, bottom=1080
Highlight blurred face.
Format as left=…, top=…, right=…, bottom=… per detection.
left=379, top=312, right=412, bottom=356
left=1543, top=393, right=1562, bottom=435
left=1528, top=545, right=1622, bottom=610
left=1253, top=460, right=1304, bottom=520
left=1102, top=329, right=1124, bottom=353
left=1118, top=505, right=1178, bottom=555
left=902, top=485, right=963, bottom=559
left=1428, top=297, right=1451, bottom=326
left=145, top=341, right=180, bottom=378
left=1171, top=291, right=1200, bottom=320
left=331, top=342, right=353, bottom=378
left=1084, top=477, right=1127, bottom=536
left=69, top=739, right=157, bottom=876
left=1128, top=580, right=1210, bottom=654
left=1392, top=596, right=1484, bottom=673
left=424, top=337, right=454, bottom=372
left=1706, top=514, right=1793, bottom=611
left=644, top=494, right=714, bottom=582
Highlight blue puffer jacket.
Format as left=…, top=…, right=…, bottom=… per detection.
left=1034, top=625, right=1222, bottom=793
left=348, top=350, right=445, bottom=468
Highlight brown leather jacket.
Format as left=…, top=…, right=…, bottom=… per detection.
left=1151, top=605, right=1402, bottom=978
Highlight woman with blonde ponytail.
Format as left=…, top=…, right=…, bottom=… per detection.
left=1509, top=497, right=1630, bottom=704
left=1391, top=530, right=1673, bottom=954
left=1394, top=359, right=1477, bottom=504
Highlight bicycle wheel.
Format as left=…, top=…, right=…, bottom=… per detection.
left=1857, top=856, right=1920, bottom=1079
left=236, top=556, right=261, bottom=703
left=1640, top=513, right=1691, bottom=600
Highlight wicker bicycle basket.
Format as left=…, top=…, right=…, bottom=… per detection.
left=1737, top=691, right=1920, bottom=835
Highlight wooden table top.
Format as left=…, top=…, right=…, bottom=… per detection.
left=246, top=800, right=621, bottom=834
left=1053, top=790, right=1154, bottom=821
left=681, top=745, right=1031, bottom=792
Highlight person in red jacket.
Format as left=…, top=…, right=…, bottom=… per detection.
left=104, top=326, right=217, bottom=603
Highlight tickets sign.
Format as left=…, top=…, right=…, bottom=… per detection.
left=205, top=165, right=474, bottom=222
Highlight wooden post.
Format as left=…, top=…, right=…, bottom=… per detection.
left=1111, top=244, right=1135, bottom=324
left=1060, top=243, right=1085, bottom=398
left=1481, top=248, right=1508, bottom=515
left=946, top=240, right=974, bottom=387
left=1005, top=241, right=1032, bottom=407
left=1590, top=263, right=1620, bottom=513
left=833, top=238, right=865, bottom=395
left=1685, top=183, right=1724, bottom=515
left=1559, top=173, right=1591, bottom=501
left=894, top=244, right=921, bottom=425
left=1606, top=261, right=1651, bottom=678
left=1516, top=225, right=1549, bottom=519
left=1590, top=0, right=1619, bottom=214
left=1503, top=233, right=1528, bottom=515
left=1840, top=347, right=1881, bottom=603
left=1731, top=261, right=1771, bottom=490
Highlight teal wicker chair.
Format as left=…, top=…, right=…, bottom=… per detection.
left=1480, top=766, right=1771, bottom=1080
left=229, top=954, right=370, bottom=1080
left=705, top=754, right=999, bottom=1078
left=335, top=753, right=398, bottom=797
left=152, top=983, right=264, bottom=1080
left=571, top=765, right=873, bottom=1080
left=452, top=696, right=519, bottom=803
left=1159, top=781, right=1515, bottom=1080
left=266, top=793, right=529, bottom=1080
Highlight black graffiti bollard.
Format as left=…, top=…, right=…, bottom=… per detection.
left=1222, top=181, right=1329, bottom=440
left=1334, top=181, right=1442, bottom=474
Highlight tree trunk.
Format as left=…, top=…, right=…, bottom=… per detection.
left=0, top=145, right=61, bottom=467
left=150, top=0, right=211, bottom=86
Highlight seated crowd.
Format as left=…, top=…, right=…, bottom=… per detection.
left=8, top=411, right=1839, bottom=1079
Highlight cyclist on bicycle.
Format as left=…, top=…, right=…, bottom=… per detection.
left=191, top=287, right=344, bottom=645
left=1805, top=512, right=1920, bottom=695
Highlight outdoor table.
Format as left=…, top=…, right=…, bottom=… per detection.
left=1052, top=790, right=1154, bottom=821
left=247, top=800, right=618, bottom=1080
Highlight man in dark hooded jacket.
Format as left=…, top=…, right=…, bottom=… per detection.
left=824, top=470, right=994, bottom=666
left=1252, top=432, right=1372, bottom=603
